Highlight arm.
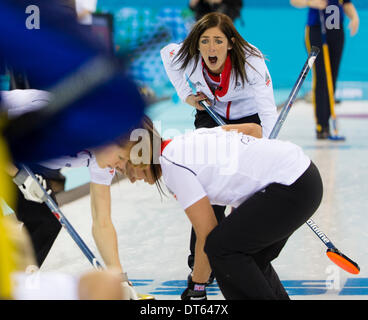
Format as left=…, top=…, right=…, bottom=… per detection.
left=290, top=0, right=327, bottom=9
left=206, top=0, right=223, bottom=4
left=90, top=182, right=123, bottom=272
left=343, top=2, right=359, bottom=36
left=222, top=123, right=262, bottom=138
left=77, top=0, right=97, bottom=20
left=160, top=44, right=194, bottom=104
left=247, top=55, right=278, bottom=138
left=185, top=196, right=218, bottom=283
left=189, top=0, right=200, bottom=8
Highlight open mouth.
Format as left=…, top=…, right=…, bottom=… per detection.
left=208, top=56, right=218, bottom=64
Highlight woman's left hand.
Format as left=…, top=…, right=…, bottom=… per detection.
left=348, top=17, right=359, bottom=36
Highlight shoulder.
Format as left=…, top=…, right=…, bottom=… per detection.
left=244, top=43, right=265, bottom=66
left=88, top=154, right=115, bottom=186
left=1, top=89, right=52, bottom=106
left=242, top=44, right=270, bottom=80
left=2, top=89, right=53, bottom=118
left=160, top=42, right=183, bottom=61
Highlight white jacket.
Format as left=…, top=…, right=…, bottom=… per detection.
left=160, top=43, right=278, bottom=138
left=160, top=127, right=310, bottom=210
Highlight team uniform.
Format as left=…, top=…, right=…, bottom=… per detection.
left=160, top=127, right=323, bottom=299
left=2, top=89, right=115, bottom=265
left=304, top=0, right=351, bottom=137
left=161, top=42, right=278, bottom=272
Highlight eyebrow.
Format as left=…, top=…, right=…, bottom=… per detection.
left=200, top=35, right=224, bottom=39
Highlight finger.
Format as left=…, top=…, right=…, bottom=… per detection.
left=195, top=102, right=205, bottom=110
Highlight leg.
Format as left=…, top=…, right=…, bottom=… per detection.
left=204, top=190, right=296, bottom=299
left=326, top=27, right=345, bottom=96
left=14, top=187, right=61, bottom=266
left=253, top=238, right=290, bottom=300
left=307, top=25, right=330, bottom=137
left=205, top=163, right=323, bottom=299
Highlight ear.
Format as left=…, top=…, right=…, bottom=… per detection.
left=228, top=37, right=235, bottom=50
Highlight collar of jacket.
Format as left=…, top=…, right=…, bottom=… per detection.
left=202, top=53, right=232, bottom=99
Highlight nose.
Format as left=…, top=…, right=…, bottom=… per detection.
left=115, top=158, right=129, bottom=174
left=208, top=41, right=216, bottom=53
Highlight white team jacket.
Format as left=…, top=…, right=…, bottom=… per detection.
left=160, top=42, right=278, bottom=138
left=160, top=127, right=311, bottom=210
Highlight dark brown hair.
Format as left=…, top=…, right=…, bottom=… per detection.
left=116, top=116, right=165, bottom=197
left=174, top=12, right=263, bottom=85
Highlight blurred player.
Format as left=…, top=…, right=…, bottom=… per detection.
left=3, top=89, right=144, bottom=299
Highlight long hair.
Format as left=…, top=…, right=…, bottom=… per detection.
left=116, top=116, right=165, bottom=197
left=175, top=12, right=263, bottom=85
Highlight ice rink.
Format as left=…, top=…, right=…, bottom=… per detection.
left=41, top=98, right=368, bottom=300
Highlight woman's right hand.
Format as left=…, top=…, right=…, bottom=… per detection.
left=185, top=92, right=210, bottom=111
left=306, top=0, right=327, bottom=10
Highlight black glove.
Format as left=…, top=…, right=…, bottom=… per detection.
left=181, top=274, right=207, bottom=300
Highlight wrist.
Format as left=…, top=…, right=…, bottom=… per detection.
left=7, top=163, right=19, bottom=177
left=185, top=94, right=196, bottom=107
left=188, top=273, right=207, bottom=288
left=181, top=274, right=207, bottom=300
left=12, top=167, right=28, bottom=186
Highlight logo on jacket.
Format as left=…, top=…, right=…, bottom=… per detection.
left=265, top=72, right=271, bottom=87
left=169, top=49, right=175, bottom=58
left=167, top=187, right=177, bottom=200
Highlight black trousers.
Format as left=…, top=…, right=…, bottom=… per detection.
left=306, top=25, right=344, bottom=131
left=14, top=166, right=63, bottom=267
left=188, top=110, right=261, bottom=268
left=204, top=162, right=323, bottom=299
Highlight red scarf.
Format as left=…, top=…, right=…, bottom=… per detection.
left=161, top=139, right=172, bottom=155
left=202, top=54, right=232, bottom=98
